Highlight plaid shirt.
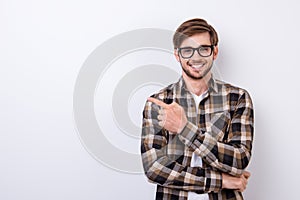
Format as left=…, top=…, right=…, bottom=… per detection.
left=141, top=76, right=254, bottom=200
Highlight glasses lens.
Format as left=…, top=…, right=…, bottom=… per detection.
left=180, top=48, right=194, bottom=58
left=198, top=46, right=212, bottom=57
left=179, top=46, right=213, bottom=58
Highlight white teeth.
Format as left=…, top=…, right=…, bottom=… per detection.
left=191, top=64, right=204, bottom=69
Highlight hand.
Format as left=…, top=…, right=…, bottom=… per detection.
left=147, top=97, right=188, bottom=133
left=222, top=171, right=251, bottom=192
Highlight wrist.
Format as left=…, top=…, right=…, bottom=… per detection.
left=178, top=120, right=188, bottom=133
left=221, top=173, right=227, bottom=189
left=177, top=117, right=188, bottom=133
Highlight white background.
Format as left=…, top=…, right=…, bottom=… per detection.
left=1, top=0, right=300, bottom=199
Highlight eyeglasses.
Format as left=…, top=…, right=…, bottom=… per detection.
left=177, top=45, right=214, bottom=59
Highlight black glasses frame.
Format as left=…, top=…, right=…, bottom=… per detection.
left=177, top=45, right=214, bottom=59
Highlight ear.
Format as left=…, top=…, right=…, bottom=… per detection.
left=213, top=46, right=218, bottom=60
left=174, top=49, right=180, bottom=62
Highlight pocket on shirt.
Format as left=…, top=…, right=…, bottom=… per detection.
left=209, top=111, right=231, bottom=141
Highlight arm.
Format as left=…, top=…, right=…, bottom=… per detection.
left=178, top=91, right=254, bottom=176
left=141, top=100, right=222, bottom=193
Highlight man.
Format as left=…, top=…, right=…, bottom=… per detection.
left=141, top=18, right=254, bottom=200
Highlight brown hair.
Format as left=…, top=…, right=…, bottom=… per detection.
left=173, top=18, right=219, bottom=49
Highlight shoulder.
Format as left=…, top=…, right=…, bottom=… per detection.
left=215, top=79, right=253, bottom=107
left=216, top=79, right=252, bottom=96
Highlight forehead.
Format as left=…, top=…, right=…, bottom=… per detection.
left=180, top=32, right=211, bottom=47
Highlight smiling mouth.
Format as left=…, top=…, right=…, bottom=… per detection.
left=187, top=61, right=205, bottom=69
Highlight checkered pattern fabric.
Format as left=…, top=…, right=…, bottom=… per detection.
left=141, top=76, right=254, bottom=200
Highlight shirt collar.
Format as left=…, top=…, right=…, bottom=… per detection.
left=208, top=75, right=219, bottom=94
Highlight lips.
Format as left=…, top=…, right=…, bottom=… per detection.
left=190, top=63, right=205, bottom=69
left=187, top=60, right=206, bottom=69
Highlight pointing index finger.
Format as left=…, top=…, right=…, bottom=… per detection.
left=147, top=97, right=168, bottom=108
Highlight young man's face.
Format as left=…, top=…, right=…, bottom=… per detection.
left=174, top=32, right=218, bottom=80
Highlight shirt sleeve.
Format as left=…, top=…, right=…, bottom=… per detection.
left=178, top=90, right=254, bottom=176
left=141, top=100, right=222, bottom=193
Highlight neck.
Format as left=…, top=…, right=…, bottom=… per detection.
left=182, top=72, right=211, bottom=96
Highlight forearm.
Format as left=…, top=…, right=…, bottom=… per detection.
left=178, top=92, right=254, bottom=176
left=142, top=147, right=222, bottom=192
left=141, top=108, right=222, bottom=193
left=178, top=122, right=251, bottom=176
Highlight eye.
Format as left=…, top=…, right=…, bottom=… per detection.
left=200, top=46, right=210, bottom=52
left=181, top=48, right=193, bottom=54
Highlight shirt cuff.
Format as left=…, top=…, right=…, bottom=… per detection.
left=178, top=121, right=199, bottom=147
left=178, top=121, right=218, bottom=159
left=205, top=170, right=223, bottom=192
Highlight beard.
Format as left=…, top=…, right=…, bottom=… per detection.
left=180, top=59, right=213, bottom=80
